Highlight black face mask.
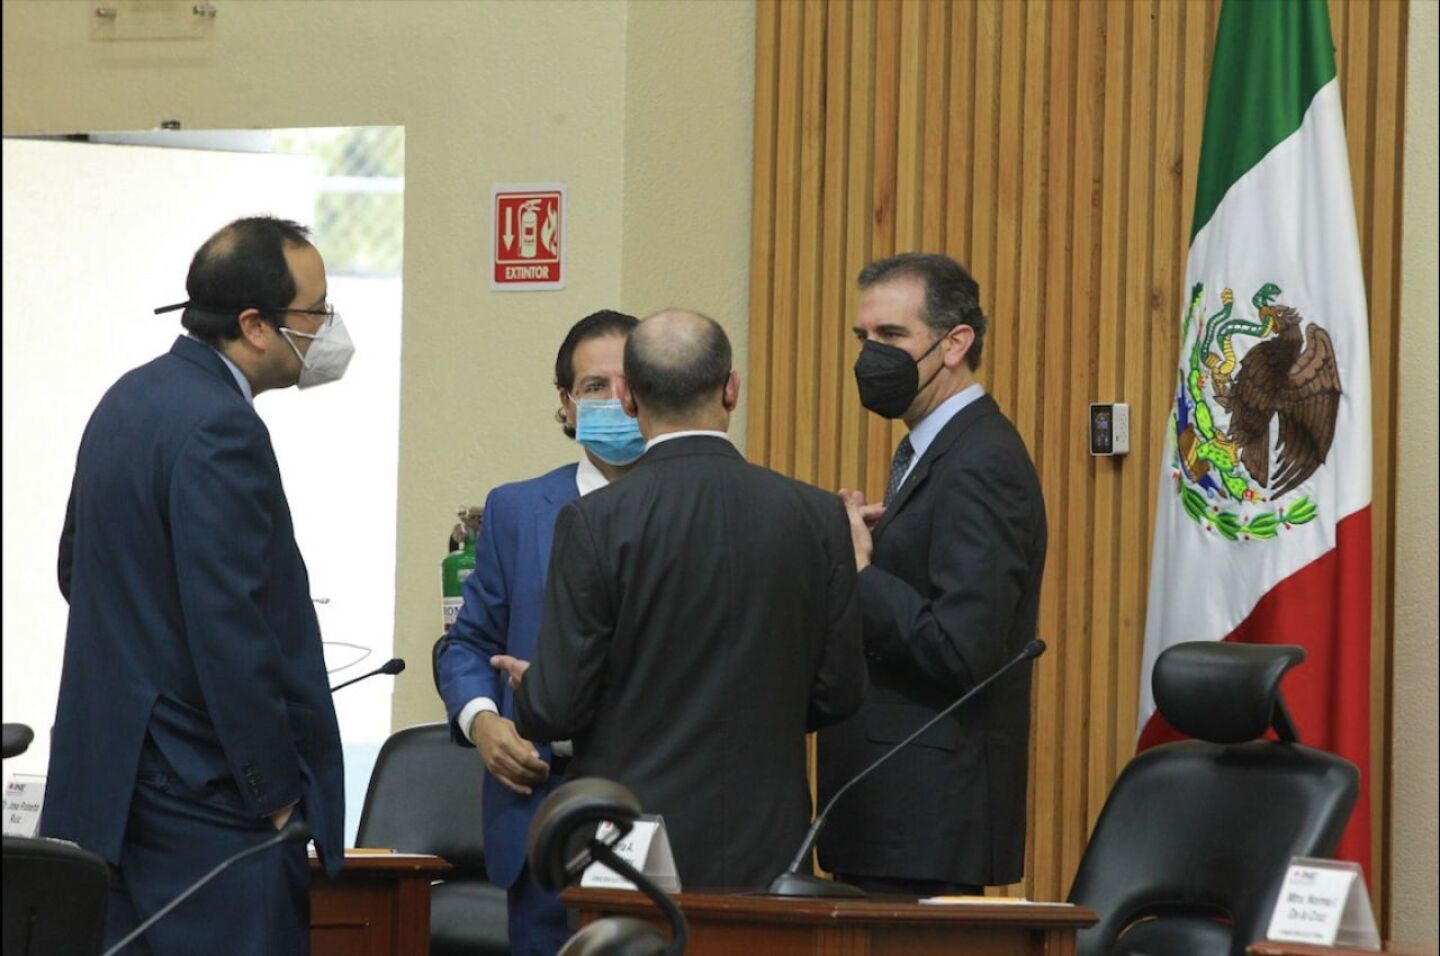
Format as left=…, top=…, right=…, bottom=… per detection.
left=853, top=336, right=943, bottom=419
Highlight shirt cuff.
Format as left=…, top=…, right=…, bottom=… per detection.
left=458, top=697, right=499, bottom=744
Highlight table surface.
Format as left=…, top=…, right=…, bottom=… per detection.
left=308, top=851, right=452, bottom=875
left=1249, top=943, right=1438, bottom=956
left=563, top=886, right=1097, bottom=927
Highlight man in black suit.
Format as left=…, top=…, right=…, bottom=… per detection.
left=510, top=309, right=867, bottom=890
left=817, top=253, right=1047, bottom=895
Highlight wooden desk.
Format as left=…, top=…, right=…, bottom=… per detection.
left=1250, top=943, right=1438, bottom=956
left=564, top=887, right=1097, bottom=956
left=309, top=852, right=451, bottom=956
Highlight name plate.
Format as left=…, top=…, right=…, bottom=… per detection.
left=3, top=774, right=47, bottom=837
left=579, top=814, right=681, bottom=894
left=1265, top=856, right=1380, bottom=950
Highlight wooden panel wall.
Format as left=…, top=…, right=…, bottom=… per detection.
left=747, top=0, right=1409, bottom=913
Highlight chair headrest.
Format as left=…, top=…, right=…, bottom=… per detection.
left=527, top=778, right=642, bottom=892
left=1154, top=642, right=1304, bottom=743
left=2, top=723, right=34, bottom=759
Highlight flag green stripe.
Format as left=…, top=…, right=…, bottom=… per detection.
left=1190, top=0, right=1338, bottom=241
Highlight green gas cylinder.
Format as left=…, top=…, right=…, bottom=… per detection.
left=441, top=506, right=482, bottom=633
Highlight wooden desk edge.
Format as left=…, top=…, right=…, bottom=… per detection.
left=562, top=887, right=1098, bottom=928
left=1249, top=943, right=1438, bottom=956
left=308, top=852, right=452, bottom=876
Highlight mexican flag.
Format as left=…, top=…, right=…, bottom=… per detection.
left=1138, top=0, right=1372, bottom=874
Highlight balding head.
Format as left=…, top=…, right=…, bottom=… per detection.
left=180, top=216, right=313, bottom=346
left=623, top=309, right=734, bottom=422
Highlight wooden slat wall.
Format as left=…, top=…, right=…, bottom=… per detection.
left=748, top=0, right=1409, bottom=917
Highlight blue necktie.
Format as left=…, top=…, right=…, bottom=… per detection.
left=884, top=436, right=915, bottom=508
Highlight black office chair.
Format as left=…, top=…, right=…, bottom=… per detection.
left=3, top=722, right=110, bottom=956
left=1067, top=642, right=1360, bottom=956
left=356, top=723, right=508, bottom=956
left=528, top=778, right=686, bottom=956
left=432, top=634, right=447, bottom=697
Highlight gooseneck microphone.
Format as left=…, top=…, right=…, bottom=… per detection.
left=100, top=819, right=313, bottom=956
left=2, top=722, right=34, bottom=759
left=330, top=657, right=405, bottom=693
left=767, top=638, right=1048, bottom=898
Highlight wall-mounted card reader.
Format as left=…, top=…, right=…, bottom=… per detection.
left=1089, top=403, right=1129, bottom=456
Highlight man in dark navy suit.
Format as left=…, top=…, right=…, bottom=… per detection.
left=42, top=216, right=355, bottom=955
left=435, top=310, right=639, bottom=956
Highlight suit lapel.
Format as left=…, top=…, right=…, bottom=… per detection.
left=535, top=465, right=580, bottom=584
left=872, top=395, right=999, bottom=540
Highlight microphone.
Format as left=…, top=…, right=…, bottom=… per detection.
left=330, top=657, right=405, bottom=693
left=100, top=819, right=313, bottom=956
left=767, top=638, right=1048, bottom=898
left=2, top=722, right=34, bottom=759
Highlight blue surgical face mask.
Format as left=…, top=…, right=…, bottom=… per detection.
left=573, top=397, right=646, bottom=465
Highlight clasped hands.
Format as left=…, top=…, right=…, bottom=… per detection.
left=470, top=655, right=548, bottom=795
left=839, top=488, right=886, bottom=571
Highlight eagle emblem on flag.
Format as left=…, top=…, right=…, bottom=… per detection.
left=1170, top=282, right=1342, bottom=541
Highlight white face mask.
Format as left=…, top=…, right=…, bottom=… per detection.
left=281, top=315, right=355, bottom=389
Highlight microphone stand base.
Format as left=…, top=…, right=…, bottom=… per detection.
left=765, top=872, right=867, bottom=898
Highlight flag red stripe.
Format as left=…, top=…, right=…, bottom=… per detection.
left=1136, top=506, right=1373, bottom=877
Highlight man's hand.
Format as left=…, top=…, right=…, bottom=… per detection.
left=490, top=654, right=531, bottom=691
left=269, top=803, right=296, bottom=831
left=839, top=489, right=884, bottom=571
left=470, top=711, right=550, bottom=796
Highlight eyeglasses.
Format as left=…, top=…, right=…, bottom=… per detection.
left=273, top=304, right=337, bottom=331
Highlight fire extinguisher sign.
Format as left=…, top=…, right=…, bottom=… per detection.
left=491, top=184, right=565, bottom=291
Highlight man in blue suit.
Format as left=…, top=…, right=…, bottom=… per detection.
left=42, top=216, right=354, bottom=955
left=436, top=309, right=641, bottom=956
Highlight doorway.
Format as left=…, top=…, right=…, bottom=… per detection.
left=1, top=126, right=404, bottom=844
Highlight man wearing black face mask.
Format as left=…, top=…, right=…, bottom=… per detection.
left=817, top=252, right=1047, bottom=895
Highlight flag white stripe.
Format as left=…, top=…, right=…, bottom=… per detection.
left=1138, top=78, right=1371, bottom=732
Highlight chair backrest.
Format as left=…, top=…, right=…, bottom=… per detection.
left=1068, top=642, right=1359, bottom=956
left=355, top=722, right=489, bottom=876
left=432, top=634, right=446, bottom=698
left=527, top=779, right=677, bottom=956
left=3, top=835, right=109, bottom=956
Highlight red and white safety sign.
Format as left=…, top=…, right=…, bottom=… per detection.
left=491, top=184, right=565, bottom=291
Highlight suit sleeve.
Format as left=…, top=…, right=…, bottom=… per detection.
left=860, top=457, right=1036, bottom=695
left=58, top=476, right=77, bottom=603
left=168, top=410, right=301, bottom=818
left=807, top=498, right=867, bottom=730
left=435, top=488, right=509, bottom=745
left=514, top=502, right=612, bottom=742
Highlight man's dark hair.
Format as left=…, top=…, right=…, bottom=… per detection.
left=179, top=216, right=312, bottom=346
left=553, top=310, right=640, bottom=393
left=624, top=311, right=732, bottom=418
left=857, top=252, right=988, bottom=370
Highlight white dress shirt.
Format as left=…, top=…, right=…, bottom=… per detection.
left=644, top=429, right=730, bottom=451
left=896, top=383, right=985, bottom=489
